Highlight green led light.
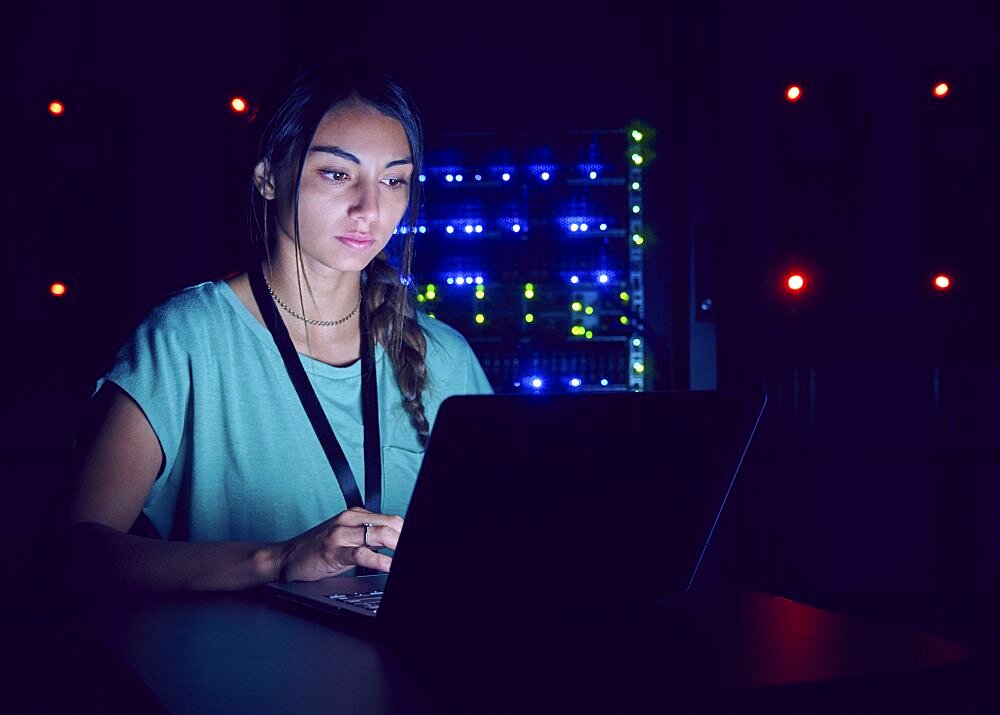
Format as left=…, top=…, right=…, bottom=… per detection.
left=584, top=306, right=594, bottom=315
left=632, top=205, right=641, bottom=214
left=475, top=313, right=485, bottom=324
left=631, top=181, right=640, bottom=190
left=524, top=289, right=535, bottom=299
left=620, top=291, right=629, bottom=301
left=631, top=153, right=643, bottom=165
left=632, top=234, right=644, bottom=246
left=428, top=313, right=436, bottom=319
left=426, top=283, right=437, bottom=292
left=585, top=330, right=594, bottom=339
left=417, top=294, right=426, bottom=302
left=571, top=325, right=585, bottom=336
left=633, top=361, right=645, bottom=373
left=525, top=313, right=535, bottom=323
left=425, top=289, right=436, bottom=300
left=571, top=301, right=583, bottom=312
left=631, top=130, right=644, bottom=142
left=476, top=290, right=485, bottom=300
left=633, top=338, right=642, bottom=347
left=524, top=282, right=535, bottom=291
left=620, top=316, right=629, bottom=325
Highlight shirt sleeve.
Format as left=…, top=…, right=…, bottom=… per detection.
left=95, top=300, right=194, bottom=480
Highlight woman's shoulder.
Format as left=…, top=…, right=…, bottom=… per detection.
left=132, top=280, right=234, bottom=344
left=417, top=312, right=476, bottom=359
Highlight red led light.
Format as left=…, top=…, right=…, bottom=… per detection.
left=786, top=273, right=806, bottom=292
left=933, top=83, right=950, bottom=98
left=49, top=282, right=68, bottom=297
left=48, top=101, right=64, bottom=116
left=934, top=274, right=951, bottom=290
left=786, top=85, right=802, bottom=103
left=230, top=96, right=248, bottom=113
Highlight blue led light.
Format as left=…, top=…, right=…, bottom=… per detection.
left=446, top=225, right=454, bottom=234
left=569, top=378, right=582, bottom=387
left=512, top=224, right=521, bottom=233
left=600, top=379, right=609, bottom=387
left=400, top=227, right=408, bottom=234
left=599, top=223, right=608, bottom=231
left=456, top=174, right=463, bottom=182
left=418, top=174, right=426, bottom=182
left=580, top=223, right=588, bottom=231
left=475, top=277, right=484, bottom=285
left=589, top=171, right=597, bottom=180
left=465, top=225, right=474, bottom=234
left=419, top=226, right=427, bottom=234
left=570, top=275, right=580, bottom=284
left=531, top=378, right=543, bottom=389
left=475, top=225, right=483, bottom=233
left=447, top=277, right=455, bottom=285
left=475, top=174, right=482, bottom=181
left=541, top=172, right=550, bottom=181
left=570, top=223, right=579, bottom=232
left=465, top=276, right=472, bottom=284
left=456, top=277, right=465, bottom=285
left=393, top=228, right=398, bottom=234
left=599, top=274, right=609, bottom=284
left=502, top=173, right=511, bottom=182
left=446, top=174, right=454, bottom=182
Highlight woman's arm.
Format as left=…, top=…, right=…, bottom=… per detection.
left=59, top=384, right=400, bottom=594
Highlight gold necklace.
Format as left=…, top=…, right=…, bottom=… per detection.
left=263, top=272, right=362, bottom=327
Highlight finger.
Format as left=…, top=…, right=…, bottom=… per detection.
left=351, top=546, right=392, bottom=573
left=339, top=510, right=404, bottom=530
left=347, top=506, right=372, bottom=514
left=362, top=523, right=400, bottom=550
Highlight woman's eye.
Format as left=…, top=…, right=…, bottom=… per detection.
left=320, top=170, right=349, bottom=182
left=383, top=177, right=409, bottom=189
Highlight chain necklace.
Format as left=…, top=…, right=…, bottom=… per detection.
left=263, top=272, right=362, bottom=327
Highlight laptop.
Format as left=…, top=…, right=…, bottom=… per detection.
left=265, top=390, right=766, bottom=637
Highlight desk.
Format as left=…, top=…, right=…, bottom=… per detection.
left=55, top=587, right=977, bottom=713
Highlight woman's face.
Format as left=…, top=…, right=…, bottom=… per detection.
left=273, top=102, right=414, bottom=275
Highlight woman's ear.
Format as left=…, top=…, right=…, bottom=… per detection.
left=254, top=161, right=276, bottom=200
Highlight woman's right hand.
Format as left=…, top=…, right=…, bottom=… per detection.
left=270, top=506, right=403, bottom=583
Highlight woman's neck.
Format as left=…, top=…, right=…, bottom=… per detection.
left=263, top=254, right=363, bottom=328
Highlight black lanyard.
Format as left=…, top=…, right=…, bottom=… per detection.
left=248, top=264, right=382, bottom=514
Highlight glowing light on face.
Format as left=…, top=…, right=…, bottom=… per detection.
left=48, top=101, right=64, bottom=115
left=49, top=282, right=68, bottom=297
left=786, top=85, right=802, bottom=102
left=230, top=97, right=248, bottom=113
left=934, top=274, right=952, bottom=290
left=933, top=82, right=950, bottom=98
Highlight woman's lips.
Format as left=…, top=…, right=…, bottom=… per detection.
left=336, top=234, right=375, bottom=250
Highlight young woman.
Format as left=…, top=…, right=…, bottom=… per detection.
left=62, top=67, right=493, bottom=592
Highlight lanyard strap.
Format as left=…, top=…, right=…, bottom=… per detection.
left=248, top=264, right=382, bottom=513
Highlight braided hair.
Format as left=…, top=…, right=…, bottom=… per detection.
left=251, top=66, right=430, bottom=444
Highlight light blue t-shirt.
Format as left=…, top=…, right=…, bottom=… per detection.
left=99, top=280, right=493, bottom=542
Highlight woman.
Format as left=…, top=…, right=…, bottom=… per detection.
left=62, top=67, right=493, bottom=592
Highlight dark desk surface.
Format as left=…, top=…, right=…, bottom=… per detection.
left=51, top=587, right=977, bottom=713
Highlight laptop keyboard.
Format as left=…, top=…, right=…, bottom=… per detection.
left=327, top=590, right=384, bottom=613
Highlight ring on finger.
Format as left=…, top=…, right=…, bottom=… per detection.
left=362, top=522, right=372, bottom=548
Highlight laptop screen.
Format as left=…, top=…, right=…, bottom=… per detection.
left=378, top=390, right=766, bottom=630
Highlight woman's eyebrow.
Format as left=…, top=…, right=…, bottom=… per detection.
left=310, top=145, right=413, bottom=169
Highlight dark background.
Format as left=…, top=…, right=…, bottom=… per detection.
left=3, top=0, right=999, bottom=620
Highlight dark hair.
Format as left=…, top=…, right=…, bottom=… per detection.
left=252, top=66, right=430, bottom=443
